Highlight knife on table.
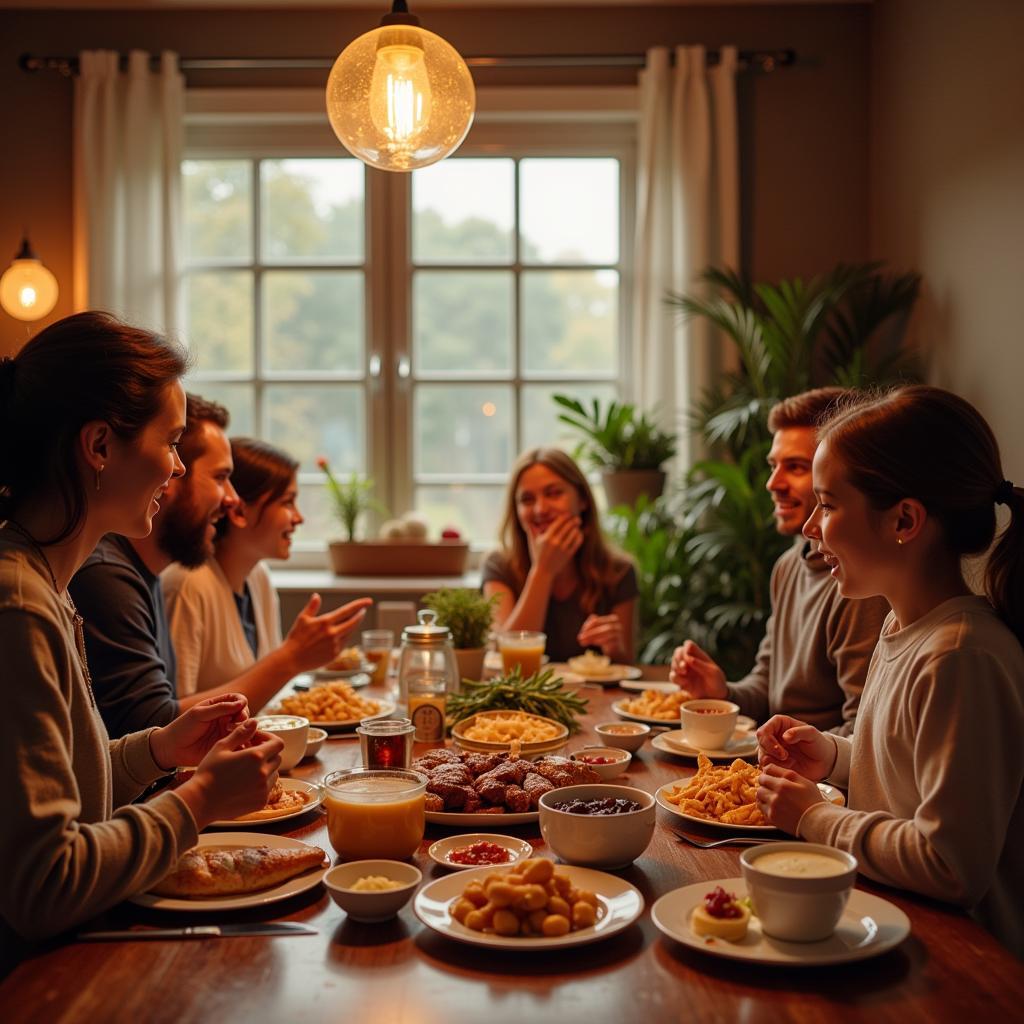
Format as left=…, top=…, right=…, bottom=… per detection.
left=78, top=922, right=317, bottom=940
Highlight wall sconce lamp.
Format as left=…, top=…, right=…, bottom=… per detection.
left=326, top=0, right=475, bottom=172
left=0, top=234, right=59, bottom=321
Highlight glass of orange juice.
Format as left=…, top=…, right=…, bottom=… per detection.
left=361, top=629, right=394, bottom=688
left=322, top=768, right=427, bottom=861
left=498, top=630, right=546, bottom=677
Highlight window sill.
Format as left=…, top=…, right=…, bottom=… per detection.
left=268, top=568, right=482, bottom=595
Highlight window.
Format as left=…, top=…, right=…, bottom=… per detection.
left=183, top=90, right=635, bottom=555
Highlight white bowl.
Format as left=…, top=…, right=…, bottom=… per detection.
left=740, top=842, right=858, bottom=941
left=255, top=714, right=309, bottom=772
left=302, top=727, right=328, bottom=761
left=569, top=746, right=632, bottom=781
left=538, top=784, right=655, bottom=869
left=679, top=699, right=739, bottom=751
left=593, top=721, right=650, bottom=753
left=323, top=859, right=422, bottom=922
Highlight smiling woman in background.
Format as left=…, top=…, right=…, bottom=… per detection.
left=483, top=447, right=637, bottom=664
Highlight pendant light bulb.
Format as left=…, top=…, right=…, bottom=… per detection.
left=326, top=2, right=475, bottom=172
left=0, top=236, right=59, bottom=322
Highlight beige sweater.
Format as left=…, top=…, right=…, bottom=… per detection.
left=799, top=596, right=1024, bottom=957
left=729, top=541, right=890, bottom=734
left=0, top=530, right=198, bottom=952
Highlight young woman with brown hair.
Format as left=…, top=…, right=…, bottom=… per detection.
left=482, top=447, right=637, bottom=663
left=755, top=385, right=1024, bottom=955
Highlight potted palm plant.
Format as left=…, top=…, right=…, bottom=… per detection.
left=421, top=587, right=499, bottom=682
left=552, top=396, right=677, bottom=508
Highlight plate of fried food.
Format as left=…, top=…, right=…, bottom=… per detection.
left=656, top=754, right=844, bottom=832
left=547, top=651, right=643, bottom=686
left=132, top=833, right=329, bottom=911
left=415, top=749, right=600, bottom=825
left=207, top=779, right=322, bottom=828
left=311, top=645, right=374, bottom=681
left=270, top=681, right=393, bottom=732
left=451, top=709, right=569, bottom=755
left=414, top=857, right=644, bottom=949
left=611, top=689, right=698, bottom=724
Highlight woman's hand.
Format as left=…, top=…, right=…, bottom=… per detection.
left=757, top=763, right=826, bottom=835
left=150, top=692, right=249, bottom=771
left=669, top=641, right=728, bottom=698
left=530, top=514, right=584, bottom=578
left=176, top=719, right=284, bottom=828
left=757, top=715, right=836, bottom=781
left=576, top=614, right=624, bottom=656
left=282, top=594, right=373, bottom=674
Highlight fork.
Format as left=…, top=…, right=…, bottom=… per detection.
left=672, top=831, right=781, bottom=849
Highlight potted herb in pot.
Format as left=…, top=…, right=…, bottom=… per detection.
left=552, top=395, right=677, bottom=507
left=318, top=456, right=388, bottom=574
left=421, top=587, right=499, bottom=683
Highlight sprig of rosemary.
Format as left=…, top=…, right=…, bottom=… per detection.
left=447, top=668, right=588, bottom=734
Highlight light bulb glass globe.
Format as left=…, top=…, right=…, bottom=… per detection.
left=0, top=258, right=59, bottom=322
left=326, top=24, right=475, bottom=172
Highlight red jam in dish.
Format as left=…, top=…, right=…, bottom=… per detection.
left=449, top=841, right=511, bottom=865
left=702, top=886, right=743, bottom=919
left=578, top=755, right=617, bottom=765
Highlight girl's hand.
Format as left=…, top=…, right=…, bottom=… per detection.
left=757, top=763, right=826, bottom=835
left=530, top=515, right=584, bottom=578
left=576, top=614, right=623, bottom=656
left=283, top=594, right=373, bottom=674
left=669, top=641, right=728, bottom=698
left=150, top=693, right=249, bottom=771
left=756, top=715, right=835, bottom=781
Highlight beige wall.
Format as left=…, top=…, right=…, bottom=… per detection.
left=0, top=3, right=871, bottom=353
left=870, top=0, right=1024, bottom=476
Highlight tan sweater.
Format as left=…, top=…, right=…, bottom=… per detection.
left=0, top=530, right=198, bottom=954
left=729, top=540, right=890, bottom=734
left=798, top=596, right=1024, bottom=957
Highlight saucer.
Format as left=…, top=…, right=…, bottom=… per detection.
left=651, top=728, right=758, bottom=760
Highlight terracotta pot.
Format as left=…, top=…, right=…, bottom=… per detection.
left=601, top=469, right=666, bottom=509
left=327, top=540, right=469, bottom=576
left=453, top=647, right=487, bottom=683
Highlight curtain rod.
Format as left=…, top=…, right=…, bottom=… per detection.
left=20, top=50, right=796, bottom=77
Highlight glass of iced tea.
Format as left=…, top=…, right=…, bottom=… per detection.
left=322, top=767, right=427, bottom=861
left=357, top=717, right=415, bottom=769
left=361, top=629, right=394, bottom=687
left=498, top=630, right=546, bottom=677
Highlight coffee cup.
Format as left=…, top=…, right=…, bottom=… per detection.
left=679, top=699, right=739, bottom=750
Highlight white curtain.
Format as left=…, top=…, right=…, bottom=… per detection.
left=73, top=50, right=184, bottom=333
left=632, top=45, right=739, bottom=470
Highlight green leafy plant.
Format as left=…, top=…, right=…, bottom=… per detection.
left=552, top=395, right=677, bottom=471
left=421, top=587, right=499, bottom=650
left=446, top=667, right=589, bottom=734
left=317, top=456, right=387, bottom=542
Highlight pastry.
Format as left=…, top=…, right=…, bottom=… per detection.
left=151, top=843, right=327, bottom=897
left=231, top=782, right=310, bottom=822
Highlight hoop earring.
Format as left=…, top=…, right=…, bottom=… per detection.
left=95, top=465, right=105, bottom=492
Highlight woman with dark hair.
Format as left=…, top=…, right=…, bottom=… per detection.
left=483, top=447, right=637, bottom=663
left=755, top=385, right=1024, bottom=956
left=163, top=438, right=307, bottom=694
left=0, top=312, right=283, bottom=952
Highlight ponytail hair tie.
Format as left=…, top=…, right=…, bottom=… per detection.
left=995, top=479, right=1015, bottom=506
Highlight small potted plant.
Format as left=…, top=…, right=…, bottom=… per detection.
left=318, top=456, right=388, bottom=574
left=552, top=395, right=677, bottom=507
left=421, top=587, right=499, bottom=682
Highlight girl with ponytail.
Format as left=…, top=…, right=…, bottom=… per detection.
left=754, top=385, right=1024, bottom=957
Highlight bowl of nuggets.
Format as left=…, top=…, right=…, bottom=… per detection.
left=451, top=709, right=569, bottom=756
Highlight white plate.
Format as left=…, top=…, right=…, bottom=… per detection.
left=428, top=834, right=534, bottom=871
left=550, top=662, right=643, bottom=685
left=619, top=680, right=680, bottom=693
left=207, top=779, right=322, bottom=829
left=651, top=877, right=910, bottom=966
left=414, top=864, right=644, bottom=949
left=652, top=729, right=759, bottom=760
left=310, top=664, right=373, bottom=682
left=656, top=781, right=845, bottom=832
left=426, top=808, right=538, bottom=827
left=130, top=833, right=328, bottom=912
left=267, top=698, right=395, bottom=733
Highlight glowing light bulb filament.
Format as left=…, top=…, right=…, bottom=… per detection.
left=370, top=43, right=432, bottom=156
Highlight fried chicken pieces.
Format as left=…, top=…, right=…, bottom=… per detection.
left=412, top=749, right=600, bottom=814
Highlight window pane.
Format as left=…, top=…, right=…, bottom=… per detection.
left=183, top=160, right=252, bottom=263
left=413, top=271, right=513, bottom=375
left=414, top=385, right=513, bottom=477
left=415, top=485, right=505, bottom=545
left=185, top=271, right=253, bottom=373
left=263, top=270, right=363, bottom=373
left=522, top=270, right=618, bottom=376
left=261, top=159, right=364, bottom=263
left=520, top=383, right=618, bottom=453
left=186, top=382, right=255, bottom=438
left=412, top=158, right=514, bottom=264
left=264, top=384, right=364, bottom=474
left=520, top=158, right=619, bottom=265
left=294, top=482, right=352, bottom=545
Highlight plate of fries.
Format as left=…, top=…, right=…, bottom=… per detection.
left=611, top=692, right=699, bottom=724
left=656, top=755, right=844, bottom=831
left=269, top=682, right=393, bottom=732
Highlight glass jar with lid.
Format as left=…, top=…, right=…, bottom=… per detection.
left=397, top=609, right=460, bottom=741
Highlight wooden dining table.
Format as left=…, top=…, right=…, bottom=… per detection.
left=4, top=670, right=1021, bottom=1024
